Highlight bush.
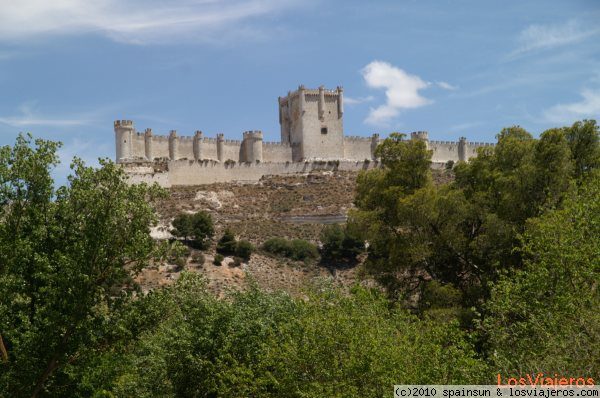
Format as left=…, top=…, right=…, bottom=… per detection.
left=262, top=237, right=319, bottom=261
left=216, top=229, right=237, bottom=255
left=213, top=254, right=224, bottom=266
left=320, top=224, right=364, bottom=264
left=445, top=160, right=455, bottom=170
left=235, top=240, right=254, bottom=262
left=262, top=237, right=290, bottom=256
left=167, top=241, right=189, bottom=271
left=114, top=274, right=488, bottom=396
left=289, top=239, right=319, bottom=261
left=171, top=211, right=214, bottom=249
left=191, top=252, right=205, bottom=265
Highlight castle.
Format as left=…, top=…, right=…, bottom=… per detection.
left=116, top=85, right=494, bottom=187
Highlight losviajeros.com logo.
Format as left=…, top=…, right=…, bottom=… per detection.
left=497, top=374, right=595, bottom=387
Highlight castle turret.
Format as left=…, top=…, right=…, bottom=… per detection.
left=169, top=130, right=178, bottom=160
left=458, top=136, right=467, bottom=162
left=337, top=86, right=344, bottom=118
left=243, top=131, right=263, bottom=163
left=193, top=131, right=203, bottom=161
left=114, top=120, right=134, bottom=162
left=371, top=133, right=380, bottom=159
left=217, top=133, right=225, bottom=162
left=411, top=131, right=429, bottom=149
left=144, top=128, right=153, bottom=161
left=318, top=85, right=325, bottom=121
left=298, top=85, right=306, bottom=116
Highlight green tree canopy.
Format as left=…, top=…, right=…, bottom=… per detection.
left=352, top=122, right=599, bottom=308
left=0, top=134, right=165, bottom=397
left=171, top=211, right=215, bottom=249
left=483, top=172, right=600, bottom=374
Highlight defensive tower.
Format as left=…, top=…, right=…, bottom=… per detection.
left=114, top=120, right=134, bottom=162
left=278, top=85, right=344, bottom=161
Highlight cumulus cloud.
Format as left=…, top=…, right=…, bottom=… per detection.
left=361, top=61, right=432, bottom=126
left=542, top=89, right=600, bottom=124
left=0, top=0, right=299, bottom=45
left=512, top=20, right=599, bottom=57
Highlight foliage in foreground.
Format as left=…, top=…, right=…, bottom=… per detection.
left=112, top=273, right=487, bottom=397
left=483, top=172, right=600, bottom=374
left=0, top=134, right=166, bottom=397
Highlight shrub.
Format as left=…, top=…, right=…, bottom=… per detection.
left=216, top=229, right=237, bottom=255
left=191, top=252, right=205, bottom=265
left=171, top=211, right=214, bottom=249
left=262, top=237, right=291, bottom=256
left=445, top=160, right=455, bottom=170
left=235, top=240, right=254, bottom=262
left=168, top=241, right=189, bottom=271
left=320, top=224, right=364, bottom=264
left=289, top=239, right=319, bottom=261
left=262, top=237, right=318, bottom=261
left=213, top=254, right=224, bottom=266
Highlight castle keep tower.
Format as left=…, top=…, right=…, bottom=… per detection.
left=278, top=85, right=344, bottom=161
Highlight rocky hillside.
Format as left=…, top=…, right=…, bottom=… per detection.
left=136, top=169, right=453, bottom=295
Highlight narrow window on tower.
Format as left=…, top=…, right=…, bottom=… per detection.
left=321, top=127, right=328, bottom=134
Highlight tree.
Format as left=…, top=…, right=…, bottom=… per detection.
left=0, top=134, right=165, bottom=397
left=565, top=119, right=600, bottom=179
left=319, top=224, right=364, bottom=265
left=171, top=211, right=214, bottom=249
left=483, top=172, right=600, bottom=374
left=353, top=122, right=598, bottom=308
left=113, top=274, right=487, bottom=396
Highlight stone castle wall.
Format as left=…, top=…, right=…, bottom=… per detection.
left=343, top=136, right=377, bottom=160
left=126, top=159, right=380, bottom=188
left=263, top=142, right=293, bottom=162
left=429, top=140, right=494, bottom=163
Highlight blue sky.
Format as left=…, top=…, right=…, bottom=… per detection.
left=0, top=0, right=599, bottom=176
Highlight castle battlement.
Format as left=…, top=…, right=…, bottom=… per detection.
left=114, top=119, right=133, bottom=128
left=115, top=85, right=494, bottom=185
left=344, top=136, right=372, bottom=142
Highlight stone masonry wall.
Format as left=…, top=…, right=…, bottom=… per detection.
left=126, top=159, right=378, bottom=187
left=343, top=136, right=373, bottom=160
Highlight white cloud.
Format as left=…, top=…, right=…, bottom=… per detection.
left=542, top=89, right=600, bottom=124
left=0, top=102, right=90, bottom=127
left=436, top=81, right=457, bottom=90
left=344, top=95, right=374, bottom=105
left=0, top=0, right=299, bottom=45
left=361, top=61, right=432, bottom=126
left=512, top=20, right=599, bottom=57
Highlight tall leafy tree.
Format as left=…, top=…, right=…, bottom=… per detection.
left=353, top=122, right=598, bottom=308
left=483, top=172, right=600, bottom=374
left=0, top=134, right=165, bottom=397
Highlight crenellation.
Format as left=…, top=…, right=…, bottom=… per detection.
left=115, top=85, right=495, bottom=185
